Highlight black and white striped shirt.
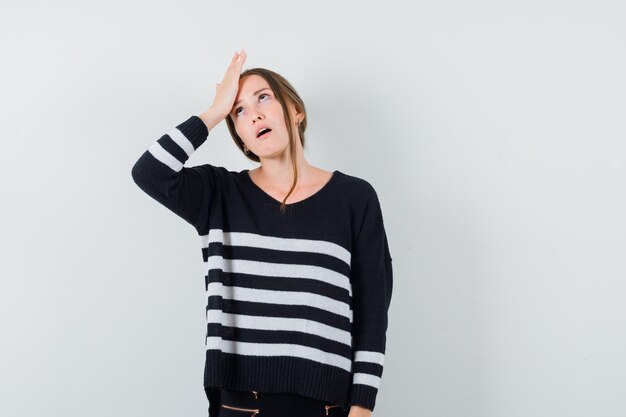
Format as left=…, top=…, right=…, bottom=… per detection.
left=131, top=115, right=393, bottom=414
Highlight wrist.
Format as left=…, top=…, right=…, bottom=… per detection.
left=199, top=107, right=228, bottom=131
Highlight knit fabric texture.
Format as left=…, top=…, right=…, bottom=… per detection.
left=131, top=115, right=393, bottom=415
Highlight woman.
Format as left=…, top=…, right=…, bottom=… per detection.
left=131, top=49, right=393, bottom=417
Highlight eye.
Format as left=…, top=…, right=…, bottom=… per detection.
left=234, top=94, right=271, bottom=117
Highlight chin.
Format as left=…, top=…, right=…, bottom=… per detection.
left=257, top=146, right=291, bottom=158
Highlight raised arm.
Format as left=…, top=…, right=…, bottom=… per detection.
left=131, top=50, right=247, bottom=232
left=130, top=109, right=221, bottom=228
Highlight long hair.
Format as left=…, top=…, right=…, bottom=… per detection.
left=224, top=68, right=307, bottom=214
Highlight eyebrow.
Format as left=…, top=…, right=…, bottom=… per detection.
left=233, top=87, right=271, bottom=108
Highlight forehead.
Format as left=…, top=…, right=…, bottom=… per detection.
left=237, top=74, right=271, bottom=97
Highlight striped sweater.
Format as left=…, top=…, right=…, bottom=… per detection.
left=131, top=115, right=393, bottom=415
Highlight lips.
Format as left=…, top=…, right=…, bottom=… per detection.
left=257, top=127, right=272, bottom=139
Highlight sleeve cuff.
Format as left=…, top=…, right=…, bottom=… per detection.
left=175, top=115, right=209, bottom=149
left=348, top=383, right=379, bottom=412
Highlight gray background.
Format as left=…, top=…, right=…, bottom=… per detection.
left=1, top=0, right=625, bottom=416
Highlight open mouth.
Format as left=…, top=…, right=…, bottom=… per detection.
left=257, top=128, right=272, bottom=139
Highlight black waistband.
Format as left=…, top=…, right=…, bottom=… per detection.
left=219, top=388, right=342, bottom=410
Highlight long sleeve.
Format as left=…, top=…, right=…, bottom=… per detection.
left=131, top=115, right=214, bottom=230
left=348, top=184, right=394, bottom=412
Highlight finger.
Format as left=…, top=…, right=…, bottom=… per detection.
left=230, top=56, right=242, bottom=70
left=228, top=53, right=239, bottom=68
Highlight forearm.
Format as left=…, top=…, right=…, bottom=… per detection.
left=199, top=106, right=228, bottom=131
left=130, top=115, right=213, bottom=228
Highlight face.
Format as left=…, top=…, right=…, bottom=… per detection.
left=229, top=74, right=300, bottom=159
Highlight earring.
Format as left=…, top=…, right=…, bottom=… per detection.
left=243, top=144, right=249, bottom=154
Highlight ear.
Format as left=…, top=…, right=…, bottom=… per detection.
left=286, top=101, right=303, bottom=123
left=293, top=109, right=304, bottom=124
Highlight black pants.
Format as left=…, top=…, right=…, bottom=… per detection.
left=218, top=388, right=348, bottom=417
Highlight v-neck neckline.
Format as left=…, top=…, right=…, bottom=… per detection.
left=243, top=169, right=340, bottom=208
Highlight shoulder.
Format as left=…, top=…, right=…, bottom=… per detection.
left=336, top=170, right=381, bottom=204
left=179, top=164, right=245, bottom=194
left=192, top=164, right=239, bottom=181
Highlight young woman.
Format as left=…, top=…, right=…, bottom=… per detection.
left=131, top=49, right=393, bottom=417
